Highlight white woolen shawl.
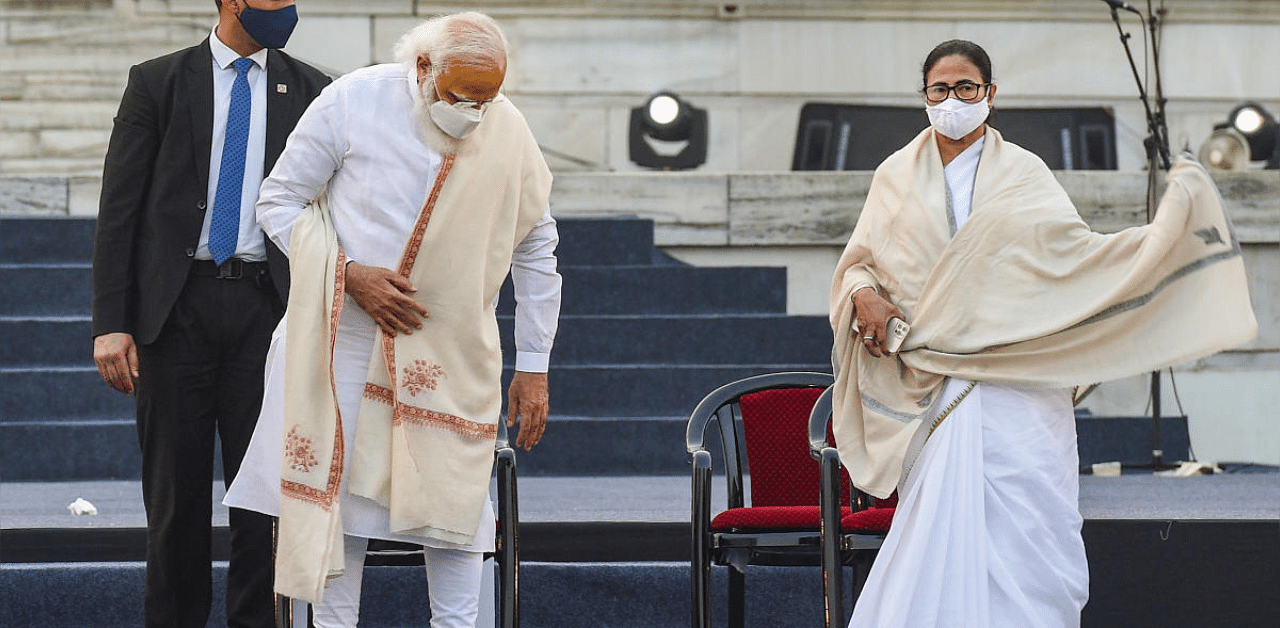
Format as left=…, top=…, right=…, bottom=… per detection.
left=830, top=128, right=1256, bottom=498
left=275, top=97, right=552, bottom=603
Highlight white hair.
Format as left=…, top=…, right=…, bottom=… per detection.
left=393, top=12, right=508, bottom=72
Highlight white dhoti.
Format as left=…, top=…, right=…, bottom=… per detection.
left=848, top=379, right=1088, bottom=628
left=225, top=299, right=496, bottom=626
left=227, top=298, right=497, bottom=549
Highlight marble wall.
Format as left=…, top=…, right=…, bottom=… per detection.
left=111, top=0, right=1280, bottom=173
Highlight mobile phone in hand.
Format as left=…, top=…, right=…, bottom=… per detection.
left=884, top=317, right=910, bottom=354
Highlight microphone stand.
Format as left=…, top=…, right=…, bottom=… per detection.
left=1107, top=0, right=1176, bottom=471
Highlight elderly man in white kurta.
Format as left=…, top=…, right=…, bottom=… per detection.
left=224, top=12, right=559, bottom=628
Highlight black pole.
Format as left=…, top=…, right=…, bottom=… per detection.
left=1146, top=1, right=1173, bottom=470
left=1150, top=369, right=1163, bottom=467
left=1109, top=1, right=1173, bottom=471
left=1109, top=8, right=1161, bottom=171
left=1147, top=0, right=1171, bottom=170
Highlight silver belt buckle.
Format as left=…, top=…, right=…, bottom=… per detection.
left=216, top=258, right=245, bottom=279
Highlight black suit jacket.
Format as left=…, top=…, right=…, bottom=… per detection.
left=92, top=38, right=330, bottom=344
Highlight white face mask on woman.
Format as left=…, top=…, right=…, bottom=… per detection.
left=926, top=97, right=989, bottom=140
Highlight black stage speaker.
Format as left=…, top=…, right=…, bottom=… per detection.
left=792, top=103, right=1117, bottom=171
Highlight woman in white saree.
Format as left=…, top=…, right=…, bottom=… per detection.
left=831, top=40, right=1255, bottom=628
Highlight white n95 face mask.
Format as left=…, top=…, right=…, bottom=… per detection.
left=926, top=97, right=990, bottom=140
left=429, top=99, right=485, bottom=139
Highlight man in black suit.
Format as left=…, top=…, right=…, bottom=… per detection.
left=91, top=1, right=328, bottom=625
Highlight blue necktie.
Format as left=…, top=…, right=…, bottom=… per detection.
left=209, top=57, right=253, bottom=265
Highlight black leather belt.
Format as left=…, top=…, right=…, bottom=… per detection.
left=190, top=258, right=269, bottom=280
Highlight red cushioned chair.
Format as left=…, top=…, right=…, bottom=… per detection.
left=807, top=385, right=894, bottom=627
left=274, top=420, right=520, bottom=628
left=686, top=372, right=839, bottom=628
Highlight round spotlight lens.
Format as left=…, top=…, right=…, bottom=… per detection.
left=1198, top=128, right=1250, bottom=172
left=1232, top=107, right=1265, bottom=134
left=648, top=95, right=680, bottom=126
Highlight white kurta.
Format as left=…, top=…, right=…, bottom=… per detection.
left=849, top=136, right=1089, bottom=628
left=224, top=63, right=561, bottom=551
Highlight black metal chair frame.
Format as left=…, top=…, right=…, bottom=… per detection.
left=686, top=371, right=835, bottom=628
left=274, top=419, right=520, bottom=628
left=807, top=385, right=887, bottom=628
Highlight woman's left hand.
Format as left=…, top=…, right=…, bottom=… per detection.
left=852, top=287, right=906, bottom=358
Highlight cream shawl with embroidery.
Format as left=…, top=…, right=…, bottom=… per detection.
left=830, top=128, right=1256, bottom=499
left=275, top=97, right=552, bottom=603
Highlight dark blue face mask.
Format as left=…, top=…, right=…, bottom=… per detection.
left=238, top=2, right=298, bottom=49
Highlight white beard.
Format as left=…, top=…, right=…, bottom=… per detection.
left=409, top=74, right=462, bottom=154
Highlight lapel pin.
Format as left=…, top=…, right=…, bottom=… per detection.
left=276, top=84, right=288, bottom=94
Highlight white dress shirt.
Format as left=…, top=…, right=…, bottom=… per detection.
left=257, top=63, right=560, bottom=371
left=199, top=29, right=269, bottom=262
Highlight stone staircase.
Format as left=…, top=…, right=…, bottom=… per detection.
left=0, top=215, right=833, bottom=482
left=0, top=212, right=1194, bottom=482
left=0, top=216, right=140, bottom=479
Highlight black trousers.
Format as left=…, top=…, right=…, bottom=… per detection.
left=135, top=267, right=281, bottom=628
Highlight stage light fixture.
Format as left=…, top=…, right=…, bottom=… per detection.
left=1229, top=103, right=1278, bottom=166
left=1197, top=127, right=1251, bottom=172
left=628, top=90, right=707, bottom=170
left=1199, top=102, right=1279, bottom=171
left=1231, top=105, right=1266, bottom=135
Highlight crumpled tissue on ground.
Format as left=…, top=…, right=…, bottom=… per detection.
left=67, top=497, right=98, bottom=516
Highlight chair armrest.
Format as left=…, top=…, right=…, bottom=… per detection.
left=494, top=445, right=519, bottom=628
left=496, top=415, right=511, bottom=450
left=495, top=447, right=518, bottom=523
left=818, top=446, right=844, bottom=508
left=685, top=394, right=723, bottom=454
left=808, top=387, right=835, bottom=461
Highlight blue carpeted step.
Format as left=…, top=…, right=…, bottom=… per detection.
left=507, top=416, right=711, bottom=477
left=0, top=216, right=664, bottom=268
left=498, top=265, right=788, bottom=315
left=0, top=217, right=96, bottom=265
left=0, top=317, right=92, bottom=366
left=0, top=420, right=142, bottom=481
left=515, top=563, right=832, bottom=628
left=5, top=315, right=834, bottom=369
left=0, top=414, right=708, bottom=481
left=6, top=520, right=1277, bottom=628
left=500, top=314, right=833, bottom=367
left=553, top=217, right=670, bottom=267
left=507, top=364, right=832, bottom=417
left=2, top=265, right=92, bottom=317
left=0, top=368, right=134, bottom=421
left=0, top=413, right=1194, bottom=482
left=1, top=364, right=829, bottom=422
left=0, top=562, right=153, bottom=628
left=9, top=263, right=788, bottom=318
left=0, top=561, right=832, bottom=628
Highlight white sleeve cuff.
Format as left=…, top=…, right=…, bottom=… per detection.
left=514, top=352, right=550, bottom=373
